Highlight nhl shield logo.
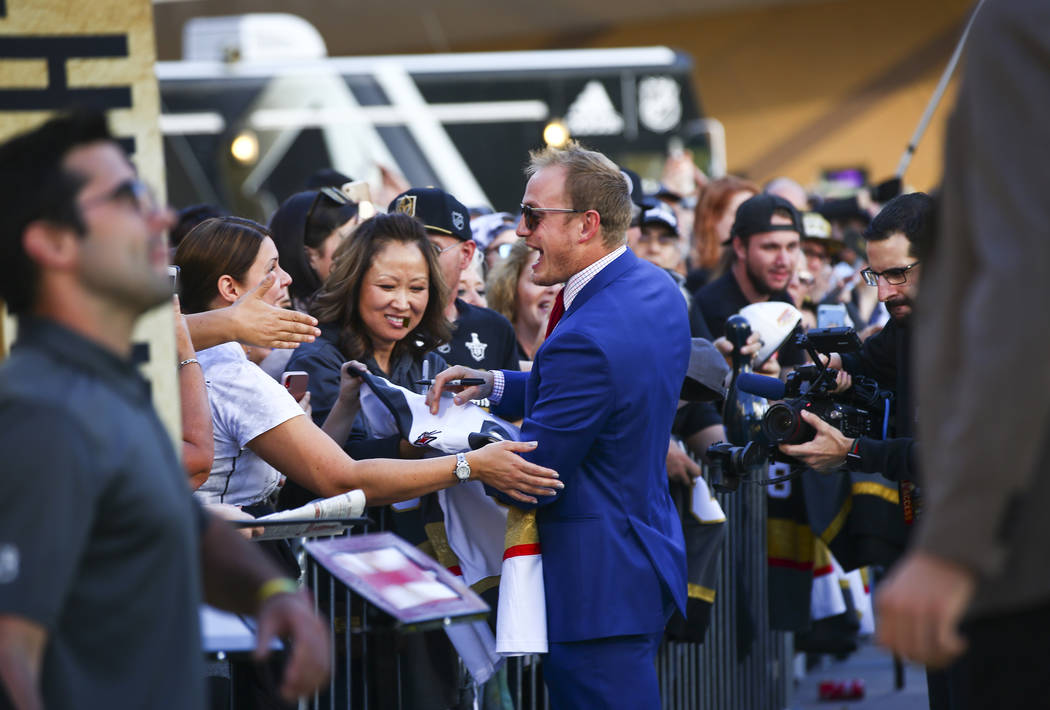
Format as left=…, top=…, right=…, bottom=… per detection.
left=451, top=210, right=465, bottom=231
left=395, top=195, right=417, bottom=217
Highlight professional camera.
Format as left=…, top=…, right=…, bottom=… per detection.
left=706, top=327, right=893, bottom=491
left=763, top=327, right=892, bottom=445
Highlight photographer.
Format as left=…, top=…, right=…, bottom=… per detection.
left=778, top=193, right=932, bottom=491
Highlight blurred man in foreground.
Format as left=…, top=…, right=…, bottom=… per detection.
left=0, top=112, right=329, bottom=709
left=877, top=2, right=1050, bottom=707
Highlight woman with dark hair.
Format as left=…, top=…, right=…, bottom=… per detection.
left=287, top=212, right=453, bottom=444
left=269, top=188, right=360, bottom=312
left=174, top=216, right=560, bottom=517
left=486, top=239, right=560, bottom=365
left=686, top=175, right=758, bottom=292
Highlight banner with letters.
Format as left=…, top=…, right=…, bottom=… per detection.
left=0, top=0, right=180, bottom=444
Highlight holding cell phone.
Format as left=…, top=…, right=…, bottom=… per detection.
left=282, top=370, right=309, bottom=401
left=168, top=265, right=180, bottom=295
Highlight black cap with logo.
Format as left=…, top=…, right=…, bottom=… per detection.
left=389, top=187, right=472, bottom=241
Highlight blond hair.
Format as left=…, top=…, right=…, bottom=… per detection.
left=527, top=141, right=631, bottom=247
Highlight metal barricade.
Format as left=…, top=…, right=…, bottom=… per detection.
left=657, top=476, right=794, bottom=710
left=299, top=480, right=792, bottom=710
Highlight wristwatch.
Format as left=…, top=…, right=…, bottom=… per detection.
left=454, top=452, right=471, bottom=483
left=845, top=438, right=863, bottom=472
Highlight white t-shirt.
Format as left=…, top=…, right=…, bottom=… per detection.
left=195, top=342, right=305, bottom=506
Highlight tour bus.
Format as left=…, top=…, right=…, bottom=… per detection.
left=156, top=14, right=720, bottom=220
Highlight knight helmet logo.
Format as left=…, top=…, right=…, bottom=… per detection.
left=394, top=195, right=417, bottom=217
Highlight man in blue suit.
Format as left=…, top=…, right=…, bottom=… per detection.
left=427, top=142, right=690, bottom=708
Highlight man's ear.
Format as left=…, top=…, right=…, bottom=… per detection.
left=458, top=240, right=477, bottom=271
left=22, top=221, right=79, bottom=271
left=731, top=234, right=747, bottom=262
left=576, top=210, right=603, bottom=245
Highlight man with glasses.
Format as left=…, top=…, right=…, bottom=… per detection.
left=426, top=142, right=689, bottom=710
left=779, top=192, right=933, bottom=517
left=389, top=188, right=519, bottom=374
left=0, top=111, right=330, bottom=709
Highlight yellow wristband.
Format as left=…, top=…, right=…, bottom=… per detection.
left=257, top=577, right=298, bottom=606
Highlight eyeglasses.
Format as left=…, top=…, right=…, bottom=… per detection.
left=637, top=232, right=679, bottom=246
left=801, top=245, right=830, bottom=262
left=860, top=261, right=920, bottom=286
left=80, top=178, right=158, bottom=216
left=519, top=203, right=584, bottom=231
left=427, top=237, right=460, bottom=257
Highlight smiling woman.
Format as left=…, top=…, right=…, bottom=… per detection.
left=172, top=214, right=560, bottom=517
left=285, top=212, right=452, bottom=452
left=175, top=216, right=291, bottom=314
left=486, top=239, right=560, bottom=362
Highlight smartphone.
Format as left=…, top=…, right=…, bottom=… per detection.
left=282, top=371, right=309, bottom=400
left=817, top=304, right=849, bottom=329
left=340, top=180, right=377, bottom=220
left=168, top=265, right=180, bottom=295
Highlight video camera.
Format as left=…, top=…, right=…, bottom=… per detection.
left=707, top=327, right=893, bottom=491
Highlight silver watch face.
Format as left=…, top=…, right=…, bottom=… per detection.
left=455, top=455, right=470, bottom=481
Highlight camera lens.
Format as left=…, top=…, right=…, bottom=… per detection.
left=762, top=401, right=812, bottom=444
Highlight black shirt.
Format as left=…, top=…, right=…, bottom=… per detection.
left=691, top=270, right=794, bottom=340
left=438, top=298, right=520, bottom=371
left=840, top=316, right=917, bottom=481
left=0, top=318, right=204, bottom=709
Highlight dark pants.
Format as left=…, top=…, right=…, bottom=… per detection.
left=928, top=600, right=1050, bottom=710
left=544, top=632, right=663, bottom=710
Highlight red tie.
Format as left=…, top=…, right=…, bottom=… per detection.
left=544, top=288, right=565, bottom=339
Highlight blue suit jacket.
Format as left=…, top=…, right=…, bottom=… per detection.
left=492, top=249, right=690, bottom=643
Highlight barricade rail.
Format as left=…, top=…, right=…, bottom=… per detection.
left=297, top=472, right=792, bottom=710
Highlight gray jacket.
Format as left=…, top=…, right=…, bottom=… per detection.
left=915, top=0, right=1050, bottom=618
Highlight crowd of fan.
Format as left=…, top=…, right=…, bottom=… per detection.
left=154, top=148, right=909, bottom=707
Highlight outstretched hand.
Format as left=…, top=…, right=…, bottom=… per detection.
left=425, top=365, right=494, bottom=415
left=468, top=440, right=562, bottom=504
left=778, top=409, right=853, bottom=471
left=232, top=273, right=321, bottom=349
left=254, top=589, right=331, bottom=702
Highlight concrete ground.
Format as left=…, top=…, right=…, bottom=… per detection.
left=791, top=640, right=930, bottom=710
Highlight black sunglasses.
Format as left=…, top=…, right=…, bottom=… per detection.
left=519, top=203, right=584, bottom=231
left=81, top=178, right=158, bottom=216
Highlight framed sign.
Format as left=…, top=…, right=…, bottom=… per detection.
left=306, top=532, right=490, bottom=631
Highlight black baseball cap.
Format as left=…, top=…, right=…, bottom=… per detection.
left=388, top=187, right=472, bottom=241
left=728, top=193, right=803, bottom=243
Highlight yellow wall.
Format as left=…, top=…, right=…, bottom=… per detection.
left=459, top=0, right=973, bottom=192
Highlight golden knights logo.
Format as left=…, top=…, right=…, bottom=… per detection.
left=394, top=195, right=417, bottom=216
